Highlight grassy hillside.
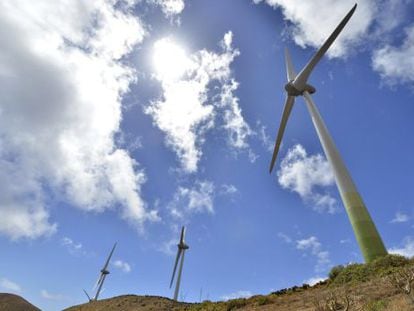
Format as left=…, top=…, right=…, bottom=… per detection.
left=0, top=293, right=40, bottom=311
left=65, top=255, right=414, bottom=311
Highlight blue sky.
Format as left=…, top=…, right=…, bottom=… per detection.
left=0, top=0, right=414, bottom=310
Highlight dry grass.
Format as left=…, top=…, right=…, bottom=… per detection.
left=64, top=274, right=414, bottom=311
left=0, top=293, right=40, bottom=311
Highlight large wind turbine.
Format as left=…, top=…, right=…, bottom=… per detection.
left=170, top=226, right=189, bottom=301
left=269, top=4, right=387, bottom=263
left=83, top=242, right=117, bottom=302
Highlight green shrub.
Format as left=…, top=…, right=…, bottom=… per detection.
left=329, top=265, right=345, bottom=280
left=329, top=254, right=410, bottom=285
left=225, top=298, right=247, bottom=311
left=254, top=295, right=271, bottom=306
left=363, top=299, right=387, bottom=311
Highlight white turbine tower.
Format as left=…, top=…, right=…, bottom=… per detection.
left=170, top=226, right=189, bottom=301
left=269, top=4, right=388, bottom=263
left=83, top=242, right=117, bottom=302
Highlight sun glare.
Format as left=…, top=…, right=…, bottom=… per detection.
left=152, top=38, right=190, bottom=81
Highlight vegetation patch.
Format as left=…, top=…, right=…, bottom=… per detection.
left=328, top=254, right=410, bottom=285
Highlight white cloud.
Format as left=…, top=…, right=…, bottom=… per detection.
left=159, top=237, right=178, bottom=256
left=254, top=0, right=376, bottom=58
left=296, top=236, right=331, bottom=272
left=41, top=290, right=65, bottom=301
left=0, top=278, right=21, bottom=293
left=277, top=144, right=338, bottom=214
left=303, top=276, right=326, bottom=286
left=372, top=25, right=414, bottom=85
left=146, top=32, right=252, bottom=173
left=151, top=0, right=185, bottom=17
left=169, top=180, right=215, bottom=217
left=391, top=211, right=410, bottom=224
left=256, top=121, right=274, bottom=152
left=219, top=80, right=253, bottom=150
left=61, top=237, right=85, bottom=256
left=220, top=184, right=238, bottom=195
left=221, top=290, right=253, bottom=301
left=277, top=232, right=293, bottom=244
left=0, top=1, right=159, bottom=239
left=296, top=236, right=321, bottom=251
left=113, top=259, right=132, bottom=273
left=389, top=237, right=414, bottom=258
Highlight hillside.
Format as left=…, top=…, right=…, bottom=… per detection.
left=0, top=293, right=40, bottom=311
left=65, top=255, right=414, bottom=311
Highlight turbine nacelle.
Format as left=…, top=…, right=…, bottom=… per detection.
left=100, top=269, right=110, bottom=275
left=178, top=243, right=189, bottom=250
left=284, top=81, right=316, bottom=96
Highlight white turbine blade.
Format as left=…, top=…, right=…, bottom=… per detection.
left=93, top=274, right=103, bottom=290
left=170, top=248, right=182, bottom=288
left=269, top=95, right=295, bottom=173
left=285, top=48, right=296, bottom=81
left=179, top=226, right=186, bottom=245
left=174, top=249, right=186, bottom=301
left=293, top=4, right=357, bottom=90
left=94, top=274, right=107, bottom=301
left=102, top=242, right=117, bottom=271
left=83, top=289, right=91, bottom=302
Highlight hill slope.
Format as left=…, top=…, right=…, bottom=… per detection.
left=64, top=295, right=192, bottom=311
left=0, top=293, right=40, bottom=311
left=65, top=255, right=414, bottom=311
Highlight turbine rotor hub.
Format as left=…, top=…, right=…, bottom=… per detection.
left=284, top=81, right=316, bottom=96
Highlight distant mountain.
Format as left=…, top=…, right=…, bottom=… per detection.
left=0, top=293, right=40, bottom=311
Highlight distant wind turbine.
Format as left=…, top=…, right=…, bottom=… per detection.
left=170, top=226, right=189, bottom=301
left=269, top=4, right=387, bottom=263
left=83, top=242, right=117, bottom=302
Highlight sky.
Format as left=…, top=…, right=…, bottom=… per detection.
left=0, top=0, right=414, bottom=310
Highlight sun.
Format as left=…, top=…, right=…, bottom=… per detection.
left=152, top=38, right=190, bottom=81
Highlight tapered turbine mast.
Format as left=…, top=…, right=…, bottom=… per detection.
left=269, top=4, right=387, bottom=263
left=170, top=226, right=189, bottom=301
left=83, top=242, right=117, bottom=302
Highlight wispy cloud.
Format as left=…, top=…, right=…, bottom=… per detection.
left=221, top=290, right=253, bottom=301
left=303, top=276, right=326, bottom=286
left=146, top=32, right=252, bottom=173
left=159, top=237, right=178, bottom=256
left=61, top=237, right=84, bottom=256
left=0, top=278, right=21, bottom=293
left=296, top=236, right=331, bottom=272
left=256, top=121, right=274, bottom=152
left=112, top=259, right=132, bottom=273
left=389, top=237, right=414, bottom=258
left=41, top=290, right=65, bottom=301
left=169, top=180, right=215, bottom=218
left=390, top=211, right=410, bottom=224
left=220, top=184, right=238, bottom=196
left=277, top=144, right=338, bottom=214
left=373, top=25, right=414, bottom=85
left=277, top=232, right=293, bottom=244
